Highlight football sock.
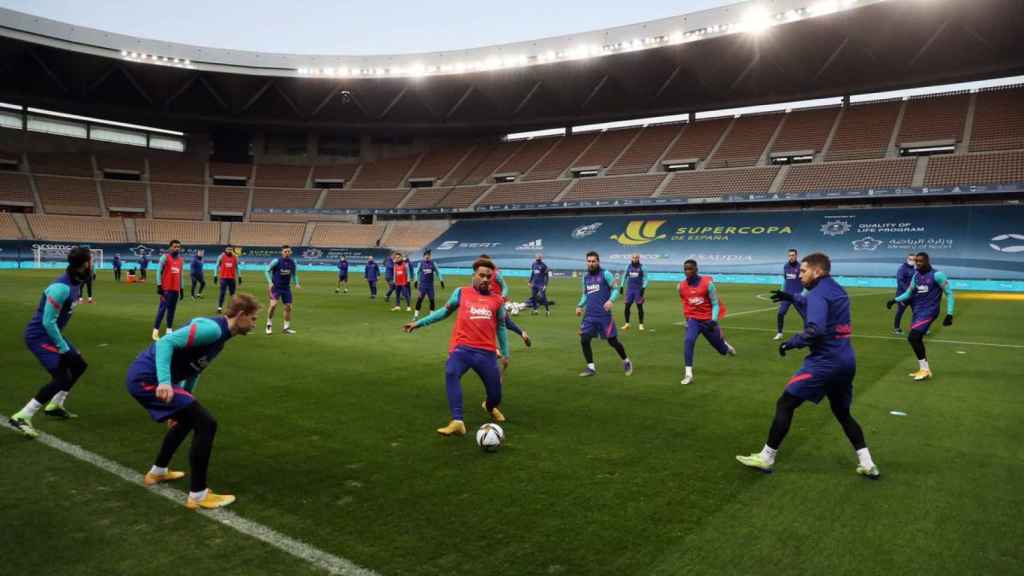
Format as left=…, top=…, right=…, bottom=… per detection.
left=16, top=399, right=44, bottom=420
left=685, top=366, right=693, bottom=377
left=283, top=322, right=290, bottom=330
left=587, top=363, right=595, bottom=371
left=149, top=465, right=168, bottom=476
left=189, top=489, right=209, bottom=501
left=759, top=444, right=777, bottom=464
left=918, top=359, right=929, bottom=371
left=856, top=448, right=875, bottom=469
left=49, top=391, right=69, bottom=408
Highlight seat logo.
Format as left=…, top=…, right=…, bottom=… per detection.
left=611, top=220, right=667, bottom=246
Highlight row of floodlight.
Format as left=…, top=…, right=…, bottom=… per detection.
left=121, top=50, right=194, bottom=68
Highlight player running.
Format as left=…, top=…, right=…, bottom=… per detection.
left=678, top=259, right=736, bottom=386
left=190, top=250, right=206, bottom=300
left=8, top=247, right=93, bottom=437
left=528, top=253, right=551, bottom=316
left=335, top=256, right=350, bottom=294
left=152, top=240, right=184, bottom=341
left=265, top=245, right=301, bottom=335
left=413, top=250, right=445, bottom=319
left=391, top=252, right=413, bottom=312
left=403, top=258, right=510, bottom=437
left=576, top=251, right=632, bottom=377
left=774, top=249, right=804, bottom=340
left=886, top=252, right=954, bottom=381
left=620, top=254, right=649, bottom=331
left=365, top=256, right=381, bottom=298
left=892, top=252, right=916, bottom=335
left=215, top=246, right=242, bottom=313
left=738, top=252, right=879, bottom=478
left=126, top=293, right=260, bottom=509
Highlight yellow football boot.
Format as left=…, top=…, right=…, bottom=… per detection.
left=482, top=401, right=506, bottom=423
left=186, top=490, right=236, bottom=510
left=143, top=470, right=186, bottom=486
left=436, top=420, right=467, bottom=436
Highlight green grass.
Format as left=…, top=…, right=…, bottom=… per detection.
left=1, top=269, right=1022, bottom=575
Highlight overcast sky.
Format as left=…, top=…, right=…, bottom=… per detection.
left=0, top=0, right=741, bottom=55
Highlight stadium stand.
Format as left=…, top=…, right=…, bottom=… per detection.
left=26, top=214, right=127, bottom=242
left=769, top=107, right=840, bottom=156
left=706, top=114, right=782, bottom=169
left=826, top=100, right=902, bottom=161
left=34, top=176, right=101, bottom=215
left=309, top=222, right=386, bottom=248
left=607, top=124, right=682, bottom=175
left=311, top=163, right=359, bottom=184
left=436, top=186, right=491, bottom=209
left=254, top=164, right=311, bottom=187
left=135, top=219, right=220, bottom=244
left=494, top=138, right=558, bottom=176
left=207, top=185, right=249, bottom=214
left=924, top=150, right=1024, bottom=187
left=351, top=155, right=419, bottom=188
left=477, top=180, right=569, bottom=205
left=251, top=187, right=320, bottom=209
left=659, top=166, right=780, bottom=198
left=96, top=152, right=145, bottom=174
left=401, top=187, right=449, bottom=209
left=229, top=222, right=304, bottom=246
left=406, top=145, right=473, bottom=181
left=0, top=171, right=35, bottom=205
left=562, top=174, right=667, bottom=201
left=150, top=183, right=204, bottom=220
left=147, top=153, right=205, bottom=183
left=970, top=86, right=1024, bottom=152
left=572, top=128, right=642, bottom=172
left=780, top=158, right=916, bottom=193
left=383, top=221, right=451, bottom=250
left=100, top=180, right=147, bottom=212
left=28, top=152, right=94, bottom=177
left=897, top=92, right=970, bottom=144
left=662, top=118, right=732, bottom=165
left=525, top=132, right=598, bottom=180
left=322, top=188, right=408, bottom=209
left=442, top=142, right=507, bottom=186
left=0, top=212, right=22, bottom=239
left=208, top=161, right=253, bottom=181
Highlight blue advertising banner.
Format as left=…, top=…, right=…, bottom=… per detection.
left=421, top=205, right=1024, bottom=282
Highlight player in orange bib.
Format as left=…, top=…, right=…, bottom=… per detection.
left=152, top=240, right=184, bottom=341
left=678, top=259, right=736, bottom=385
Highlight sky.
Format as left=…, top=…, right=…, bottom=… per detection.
left=0, top=0, right=741, bottom=55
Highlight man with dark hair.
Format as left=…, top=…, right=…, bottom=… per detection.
left=112, top=253, right=123, bottom=282
left=528, top=253, right=551, bottom=316
left=364, top=256, right=380, bottom=298
left=214, top=246, right=242, bottom=314
left=577, top=251, right=632, bottom=377
left=403, top=258, right=510, bottom=437
left=739, top=252, right=879, bottom=478
left=391, top=252, right=413, bottom=312
left=892, top=252, right=916, bottom=335
left=678, top=259, right=736, bottom=386
left=265, top=245, right=300, bottom=335
left=190, top=249, right=206, bottom=301
left=152, top=240, right=184, bottom=341
left=139, top=252, right=150, bottom=282
left=126, top=293, right=260, bottom=509
left=478, top=254, right=531, bottom=348
left=384, top=251, right=397, bottom=303
left=413, top=250, right=445, bottom=319
left=773, top=249, right=804, bottom=340
left=79, top=258, right=95, bottom=304
left=887, top=252, right=954, bottom=380
left=621, top=253, right=649, bottom=331
left=335, top=255, right=350, bottom=294
left=8, top=247, right=93, bottom=437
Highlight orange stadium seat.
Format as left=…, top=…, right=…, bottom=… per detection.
left=769, top=107, right=840, bottom=156
left=251, top=187, right=320, bottom=209
left=659, top=166, right=780, bottom=198
left=26, top=214, right=126, bottom=242
left=562, top=174, right=667, bottom=201
left=35, top=175, right=101, bottom=215
left=100, top=180, right=147, bottom=213
left=322, top=188, right=408, bottom=209
left=607, top=124, right=682, bottom=175
left=229, top=222, right=304, bottom=247
left=310, top=222, right=386, bottom=248
left=383, top=221, right=451, bottom=250
left=148, top=153, right=205, bottom=184
left=29, top=152, right=94, bottom=177
left=706, top=114, right=782, bottom=169
left=312, top=163, right=360, bottom=184
left=208, top=186, right=249, bottom=214
left=494, top=138, right=558, bottom=177
left=150, top=184, right=204, bottom=220
left=254, top=164, right=312, bottom=187
left=0, top=212, right=22, bottom=239
left=572, top=128, right=642, bottom=173
left=477, top=180, right=569, bottom=205
left=924, top=150, right=1024, bottom=187
left=525, top=132, right=598, bottom=181
left=661, top=118, right=732, bottom=167
left=135, top=219, right=220, bottom=244
left=96, top=152, right=145, bottom=174
left=401, top=188, right=449, bottom=209
left=441, top=142, right=507, bottom=186
left=351, top=155, right=420, bottom=189
left=406, top=145, right=474, bottom=181
left=0, top=172, right=35, bottom=206
left=435, top=186, right=491, bottom=209
left=208, top=161, right=253, bottom=181
left=780, top=158, right=916, bottom=193
left=970, top=86, right=1024, bottom=152
left=897, top=92, right=970, bottom=145
left=826, top=100, right=901, bottom=161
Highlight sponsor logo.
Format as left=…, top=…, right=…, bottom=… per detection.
left=436, top=240, right=502, bottom=251
left=852, top=237, right=884, bottom=251
left=670, top=225, right=792, bottom=241
left=611, top=220, right=667, bottom=246
left=990, top=233, right=1024, bottom=253
left=821, top=220, right=852, bottom=236
left=687, top=296, right=706, bottom=306
left=469, top=306, right=494, bottom=320
left=436, top=240, right=459, bottom=250
left=571, top=222, right=603, bottom=239
left=516, top=239, right=543, bottom=251
left=303, top=248, right=323, bottom=259
left=586, top=282, right=602, bottom=294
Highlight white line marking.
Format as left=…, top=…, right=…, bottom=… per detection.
left=1, top=422, right=380, bottom=576
left=722, top=325, right=1024, bottom=350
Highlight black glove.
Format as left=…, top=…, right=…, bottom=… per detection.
left=885, top=299, right=897, bottom=310
left=440, top=281, right=446, bottom=289
left=778, top=342, right=791, bottom=357
left=213, top=276, right=218, bottom=284
left=238, top=276, right=243, bottom=285
left=770, top=290, right=794, bottom=303
left=943, top=314, right=953, bottom=326
left=157, top=286, right=164, bottom=295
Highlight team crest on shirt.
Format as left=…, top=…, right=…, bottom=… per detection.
left=916, top=285, right=930, bottom=294
left=469, top=306, right=494, bottom=320
left=687, top=296, right=706, bottom=306
left=586, top=282, right=601, bottom=294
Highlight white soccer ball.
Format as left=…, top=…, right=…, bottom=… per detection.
left=476, top=423, right=505, bottom=452
left=504, top=302, right=522, bottom=316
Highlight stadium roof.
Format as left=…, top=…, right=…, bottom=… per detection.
left=0, top=0, right=1022, bottom=134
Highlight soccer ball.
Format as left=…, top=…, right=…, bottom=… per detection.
left=476, top=423, right=505, bottom=452
left=504, top=302, right=524, bottom=316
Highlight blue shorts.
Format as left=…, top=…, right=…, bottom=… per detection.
left=909, top=314, right=937, bottom=334
left=785, top=357, right=856, bottom=407
left=270, top=286, right=293, bottom=305
left=338, top=273, right=348, bottom=281
left=125, top=369, right=195, bottom=423
left=580, top=315, right=617, bottom=340
left=26, top=336, right=76, bottom=375
left=625, top=288, right=644, bottom=305
left=419, top=285, right=435, bottom=297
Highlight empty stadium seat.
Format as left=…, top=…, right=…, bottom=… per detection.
left=525, top=133, right=598, bottom=180
left=208, top=186, right=249, bottom=214
left=229, top=222, right=304, bottom=246
left=254, top=164, right=312, bottom=187
left=573, top=128, right=642, bottom=172
left=402, top=188, right=449, bottom=209
left=898, top=92, right=970, bottom=144
left=436, top=186, right=491, bottom=209
left=780, top=158, right=916, bottom=193
left=924, top=150, right=1024, bottom=187
left=661, top=119, right=731, bottom=165
left=970, top=86, right=1024, bottom=152
left=494, top=138, right=557, bottom=177
left=383, top=221, right=451, bottom=250
left=826, top=101, right=901, bottom=161
left=29, top=152, right=94, bottom=177
left=0, top=212, right=22, bottom=239
left=135, top=219, right=220, bottom=244
left=147, top=153, right=205, bottom=184
left=607, top=124, right=682, bottom=175
left=310, top=222, right=386, bottom=248
left=351, top=155, right=420, bottom=189
left=311, top=163, right=359, bottom=184
left=101, top=180, right=147, bottom=213
left=34, top=176, right=101, bottom=215
left=0, top=172, right=35, bottom=206
left=407, top=145, right=474, bottom=182
left=26, top=214, right=126, bottom=242
left=208, top=161, right=253, bottom=182
left=322, top=188, right=409, bottom=209
left=96, top=152, right=145, bottom=174
left=442, top=142, right=507, bottom=186
left=706, top=114, right=782, bottom=169
left=659, top=167, right=780, bottom=198
left=477, top=180, right=569, bottom=205
left=769, top=107, right=840, bottom=155
left=251, top=188, right=321, bottom=209
left=151, top=184, right=204, bottom=220
left=562, top=174, right=667, bottom=201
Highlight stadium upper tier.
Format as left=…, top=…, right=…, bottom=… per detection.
left=1, top=87, right=1022, bottom=219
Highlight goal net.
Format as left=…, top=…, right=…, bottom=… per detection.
left=33, top=246, right=104, bottom=270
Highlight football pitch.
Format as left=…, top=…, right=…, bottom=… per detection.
left=1, top=269, right=1022, bottom=576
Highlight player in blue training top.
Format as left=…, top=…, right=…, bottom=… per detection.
left=528, top=253, right=551, bottom=316
left=620, top=253, right=649, bottom=331
left=576, top=251, right=632, bottom=377
left=139, top=253, right=150, bottom=282
left=384, top=252, right=397, bottom=303
left=413, top=250, right=445, bottom=319
left=189, top=250, right=206, bottom=301
left=739, top=252, right=880, bottom=478
left=887, top=251, right=955, bottom=381
left=892, top=252, right=916, bottom=334
left=335, top=256, right=350, bottom=294
left=265, top=245, right=301, bottom=335
left=112, top=253, right=123, bottom=282
left=125, top=293, right=260, bottom=510
left=8, top=247, right=93, bottom=437
left=364, top=256, right=381, bottom=298
left=773, top=249, right=805, bottom=340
